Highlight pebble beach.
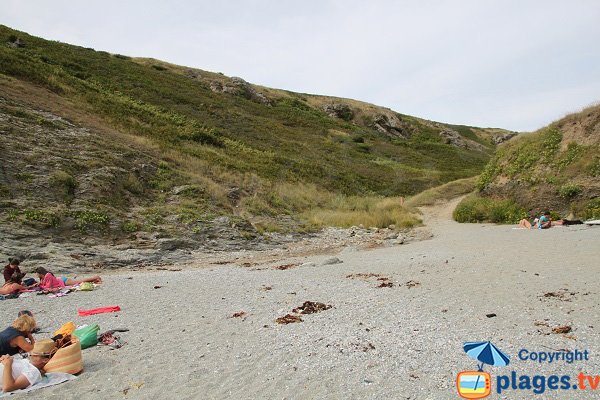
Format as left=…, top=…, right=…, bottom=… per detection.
left=3, top=199, right=600, bottom=399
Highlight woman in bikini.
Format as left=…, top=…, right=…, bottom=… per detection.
left=0, top=274, right=28, bottom=296
left=34, top=267, right=102, bottom=289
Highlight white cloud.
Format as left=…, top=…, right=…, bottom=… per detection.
left=1, top=0, right=599, bottom=131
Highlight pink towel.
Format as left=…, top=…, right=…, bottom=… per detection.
left=78, top=306, right=121, bottom=316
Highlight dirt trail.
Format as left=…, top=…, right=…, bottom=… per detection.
left=409, top=195, right=467, bottom=240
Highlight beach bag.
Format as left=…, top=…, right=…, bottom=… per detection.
left=79, top=282, right=94, bottom=291
left=44, top=336, right=83, bottom=374
left=73, top=324, right=99, bottom=349
left=23, top=277, right=36, bottom=286
left=53, top=321, right=77, bottom=337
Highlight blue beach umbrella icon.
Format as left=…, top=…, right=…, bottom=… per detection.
left=464, top=341, right=510, bottom=370
left=463, top=341, right=510, bottom=391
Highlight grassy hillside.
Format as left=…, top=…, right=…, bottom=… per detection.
left=456, top=104, right=600, bottom=222
left=0, top=25, right=504, bottom=240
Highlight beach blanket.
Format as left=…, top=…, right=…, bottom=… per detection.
left=0, top=372, right=76, bottom=397
left=78, top=306, right=121, bottom=316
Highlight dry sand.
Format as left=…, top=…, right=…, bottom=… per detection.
left=4, top=198, right=600, bottom=399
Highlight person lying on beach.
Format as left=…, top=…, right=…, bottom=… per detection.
left=517, top=217, right=538, bottom=229
left=0, top=274, right=28, bottom=296
left=551, top=218, right=584, bottom=226
left=3, top=258, right=22, bottom=283
left=0, top=340, right=55, bottom=393
left=34, top=267, right=102, bottom=289
left=0, top=314, right=37, bottom=356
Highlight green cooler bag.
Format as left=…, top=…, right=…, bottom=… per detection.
left=73, top=324, right=99, bottom=349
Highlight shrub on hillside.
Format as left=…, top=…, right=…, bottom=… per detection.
left=558, top=184, right=582, bottom=198
left=583, top=199, right=600, bottom=220
left=453, top=195, right=526, bottom=224
left=49, top=170, right=77, bottom=203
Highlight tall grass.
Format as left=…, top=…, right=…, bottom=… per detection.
left=304, top=196, right=420, bottom=230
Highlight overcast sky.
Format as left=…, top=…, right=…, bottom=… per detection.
left=2, top=0, right=599, bottom=131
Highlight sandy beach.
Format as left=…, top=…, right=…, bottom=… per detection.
left=4, top=199, right=600, bottom=399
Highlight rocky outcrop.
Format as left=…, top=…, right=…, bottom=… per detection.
left=7, top=36, right=26, bottom=48
left=209, top=77, right=272, bottom=105
left=492, top=132, right=518, bottom=144
left=323, top=104, right=354, bottom=121
left=439, top=128, right=466, bottom=147
left=371, top=113, right=413, bottom=139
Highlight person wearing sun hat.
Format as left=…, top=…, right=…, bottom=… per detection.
left=0, top=339, right=56, bottom=392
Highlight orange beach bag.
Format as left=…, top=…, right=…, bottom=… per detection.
left=43, top=336, right=83, bottom=374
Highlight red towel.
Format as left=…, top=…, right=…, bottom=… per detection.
left=78, top=306, right=121, bottom=316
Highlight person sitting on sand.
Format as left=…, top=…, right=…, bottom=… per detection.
left=3, top=258, right=22, bottom=283
left=517, top=210, right=539, bottom=229
left=34, top=267, right=102, bottom=289
left=0, top=274, right=28, bottom=296
left=0, top=340, right=56, bottom=393
left=0, top=314, right=37, bottom=356
left=538, top=211, right=552, bottom=229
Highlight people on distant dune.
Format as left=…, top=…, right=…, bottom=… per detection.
left=3, top=258, right=22, bottom=283
left=34, top=267, right=102, bottom=289
left=0, top=314, right=37, bottom=356
left=0, top=340, right=55, bottom=392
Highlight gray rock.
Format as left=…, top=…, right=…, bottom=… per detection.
left=371, top=113, right=413, bottom=139
left=227, top=187, right=241, bottom=202
left=209, top=77, right=272, bottom=105
left=322, top=257, right=343, bottom=265
left=8, top=37, right=26, bottom=48
left=323, top=104, right=354, bottom=121
left=300, top=262, right=317, bottom=268
left=439, top=129, right=466, bottom=147
left=492, top=132, right=518, bottom=144
left=172, top=185, right=195, bottom=195
left=339, top=246, right=358, bottom=254
left=157, top=238, right=198, bottom=251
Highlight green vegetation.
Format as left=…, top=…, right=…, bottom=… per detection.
left=120, top=221, right=141, bottom=233
left=453, top=195, right=526, bottom=224
left=6, top=209, right=62, bottom=228
left=468, top=102, right=600, bottom=221
left=558, top=184, right=582, bottom=198
left=49, top=170, right=77, bottom=203
left=71, top=210, right=110, bottom=231
left=583, top=198, right=600, bottom=220
left=0, top=25, right=502, bottom=236
left=303, top=196, right=420, bottom=230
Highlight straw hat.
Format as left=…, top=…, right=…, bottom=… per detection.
left=31, top=339, right=57, bottom=357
